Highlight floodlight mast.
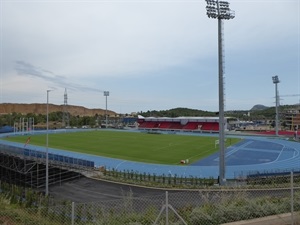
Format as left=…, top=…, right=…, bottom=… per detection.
left=272, top=76, right=280, bottom=136
left=104, top=91, right=109, bottom=128
left=46, top=90, right=52, bottom=196
left=205, top=0, right=235, bottom=185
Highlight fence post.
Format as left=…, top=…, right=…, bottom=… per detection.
left=290, top=171, right=294, bottom=225
left=71, top=202, right=75, bottom=225
left=166, top=191, right=169, bottom=225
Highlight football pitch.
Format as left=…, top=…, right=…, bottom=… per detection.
left=6, top=130, right=240, bottom=165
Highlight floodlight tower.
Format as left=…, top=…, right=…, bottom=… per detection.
left=62, top=88, right=69, bottom=128
left=272, top=75, right=280, bottom=136
left=46, top=89, right=52, bottom=196
left=104, top=91, right=109, bottom=128
left=205, top=0, right=235, bottom=185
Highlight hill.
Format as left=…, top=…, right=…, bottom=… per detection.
left=140, top=107, right=217, bottom=117
left=0, top=103, right=116, bottom=117
left=250, top=104, right=269, bottom=111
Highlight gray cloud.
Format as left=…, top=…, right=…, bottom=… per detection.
left=1, top=1, right=298, bottom=112
left=14, top=60, right=102, bottom=93
left=15, top=60, right=60, bottom=81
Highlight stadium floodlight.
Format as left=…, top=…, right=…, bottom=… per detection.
left=205, top=0, right=235, bottom=19
left=272, top=76, right=280, bottom=136
left=104, top=91, right=109, bottom=128
left=46, top=89, right=52, bottom=196
left=205, top=0, right=235, bottom=185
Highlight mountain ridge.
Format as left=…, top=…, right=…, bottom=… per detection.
left=0, top=103, right=116, bottom=117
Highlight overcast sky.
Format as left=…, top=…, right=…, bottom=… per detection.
left=1, top=0, right=299, bottom=114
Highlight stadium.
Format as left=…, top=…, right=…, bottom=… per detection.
left=1, top=0, right=299, bottom=223
left=1, top=72, right=300, bottom=225
left=1, top=122, right=300, bottom=224
left=1, top=116, right=300, bottom=184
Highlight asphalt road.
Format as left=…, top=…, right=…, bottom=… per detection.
left=48, top=177, right=294, bottom=206
left=49, top=177, right=176, bottom=203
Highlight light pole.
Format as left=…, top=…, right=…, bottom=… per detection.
left=272, top=75, right=280, bottom=136
left=205, top=0, right=235, bottom=185
left=46, top=89, right=51, bottom=195
left=104, top=91, right=109, bottom=128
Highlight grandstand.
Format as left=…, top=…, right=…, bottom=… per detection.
left=137, top=115, right=225, bottom=132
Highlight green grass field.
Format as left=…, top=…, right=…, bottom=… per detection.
left=4, top=130, right=241, bottom=165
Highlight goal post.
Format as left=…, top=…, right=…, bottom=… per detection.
left=215, top=140, right=219, bottom=148
left=215, top=139, right=228, bottom=148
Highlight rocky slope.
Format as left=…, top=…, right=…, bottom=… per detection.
left=0, top=103, right=116, bottom=117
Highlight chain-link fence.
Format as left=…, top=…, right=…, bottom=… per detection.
left=1, top=172, right=300, bottom=225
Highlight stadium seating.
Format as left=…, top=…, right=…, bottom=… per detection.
left=182, top=122, right=200, bottom=130
left=139, top=121, right=219, bottom=132
left=169, top=122, right=183, bottom=129
left=138, top=121, right=159, bottom=129
left=137, top=116, right=220, bottom=132
left=201, top=122, right=219, bottom=131
left=158, top=122, right=172, bottom=129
